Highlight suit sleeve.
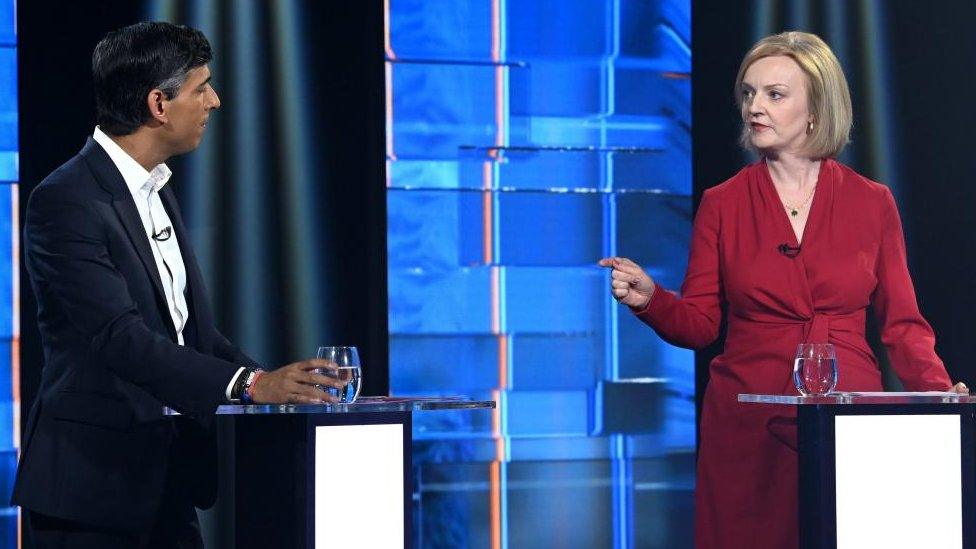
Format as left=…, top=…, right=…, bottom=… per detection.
left=633, top=188, right=723, bottom=349
left=25, top=185, right=240, bottom=419
left=872, top=188, right=951, bottom=390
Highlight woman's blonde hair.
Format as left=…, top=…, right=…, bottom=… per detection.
left=734, top=31, right=852, bottom=158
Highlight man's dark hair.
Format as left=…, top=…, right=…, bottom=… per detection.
left=92, top=22, right=212, bottom=136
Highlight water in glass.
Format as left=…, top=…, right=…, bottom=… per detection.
left=793, top=343, right=838, bottom=396
left=316, top=346, right=362, bottom=403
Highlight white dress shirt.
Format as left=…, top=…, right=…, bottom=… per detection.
left=92, top=127, right=244, bottom=399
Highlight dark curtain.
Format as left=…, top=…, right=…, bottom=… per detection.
left=149, top=0, right=388, bottom=391
left=19, top=1, right=386, bottom=545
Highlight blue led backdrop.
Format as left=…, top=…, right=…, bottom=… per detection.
left=385, top=0, right=693, bottom=546
left=0, top=0, right=17, bottom=545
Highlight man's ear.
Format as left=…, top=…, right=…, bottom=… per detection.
left=146, top=89, right=168, bottom=124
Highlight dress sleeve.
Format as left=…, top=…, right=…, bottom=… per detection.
left=632, top=188, right=722, bottom=349
left=872, top=188, right=952, bottom=390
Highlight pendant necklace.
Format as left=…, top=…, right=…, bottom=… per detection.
left=782, top=184, right=817, bottom=217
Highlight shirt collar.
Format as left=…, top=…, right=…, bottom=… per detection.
left=92, top=126, right=172, bottom=194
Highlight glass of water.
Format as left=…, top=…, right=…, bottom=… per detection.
left=793, top=343, right=838, bottom=396
left=316, top=346, right=362, bottom=403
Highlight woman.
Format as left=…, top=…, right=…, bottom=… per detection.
left=600, top=31, right=966, bottom=548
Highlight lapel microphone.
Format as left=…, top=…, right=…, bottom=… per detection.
left=778, top=243, right=801, bottom=258
left=152, top=226, right=172, bottom=241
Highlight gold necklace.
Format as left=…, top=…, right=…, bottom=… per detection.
left=782, top=185, right=816, bottom=217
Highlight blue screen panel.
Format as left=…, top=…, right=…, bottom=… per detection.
left=388, top=0, right=693, bottom=546
left=388, top=267, right=493, bottom=334
left=413, top=401, right=496, bottom=441
left=510, top=332, right=603, bottom=390
left=0, top=47, right=17, bottom=182
left=0, top=0, right=15, bottom=542
left=613, top=147, right=690, bottom=194
left=504, top=266, right=607, bottom=333
left=505, top=389, right=590, bottom=436
left=389, top=0, right=492, bottom=60
left=509, top=59, right=604, bottom=116
left=497, top=192, right=603, bottom=265
left=387, top=160, right=459, bottom=190
left=0, top=188, right=12, bottom=339
left=505, top=460, right=614, bottom=547
left=387, top=189, right=484, bottom=269
left=390, top=334, right=500, bottom=392
left=507, top=0, right=610, bottom=57
left=0, top=0, right=12, bottom=47
left=461, top=147, right=609, bottom=190
left=615, top=193, right=691, bottom=289
left=391, top=63, right=497, bottom=160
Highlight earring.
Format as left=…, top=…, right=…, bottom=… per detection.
left=807, top=120, right=814, bottom=134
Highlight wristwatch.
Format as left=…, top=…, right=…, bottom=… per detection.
left=230, top=368, right=264, bottom=403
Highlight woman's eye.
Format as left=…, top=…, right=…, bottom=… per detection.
left=769, top=91, right=783, bottom=100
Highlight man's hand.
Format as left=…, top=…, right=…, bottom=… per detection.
left=249, top=359, right=348, bottom=404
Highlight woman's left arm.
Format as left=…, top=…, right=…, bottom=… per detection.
left=873, top=188, right=964, bottom=392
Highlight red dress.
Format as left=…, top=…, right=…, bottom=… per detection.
left=633, top=159, right=951, bottom=549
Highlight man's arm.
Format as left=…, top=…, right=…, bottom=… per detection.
left=26, top=184, right=239, bottom=419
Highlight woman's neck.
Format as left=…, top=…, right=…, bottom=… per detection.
left=765, top=152, right=822, bottom=192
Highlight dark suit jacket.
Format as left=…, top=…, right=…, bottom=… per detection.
left=12, top=137, right=259, bottom=531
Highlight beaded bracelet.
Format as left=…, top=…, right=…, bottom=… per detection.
left=241, top=370, right=265, bottom=404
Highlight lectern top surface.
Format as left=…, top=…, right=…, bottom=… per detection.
left=739, top=392, right=976, bottom=405
left=165, top=396, right=496, bottom=416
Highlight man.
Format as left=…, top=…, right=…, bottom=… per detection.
left=12, top=22, right=343, bottom=547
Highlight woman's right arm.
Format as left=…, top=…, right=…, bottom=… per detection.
left=601, top=189, right=723, bottom=349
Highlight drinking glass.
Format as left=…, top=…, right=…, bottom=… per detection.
left=316, top=346, right=362, bottom=403
left=793, top=343, right=838, bottom=396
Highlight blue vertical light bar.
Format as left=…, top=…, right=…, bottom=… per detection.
left=602, top=0, right=621, bottom=393
left=606, top=1, right=630, bottom=547
left=604, top=191, right=619, bottom=383
left=497, top=2, right=510, bottom=547
left=611, top=434, right=632, bottom=548
left=603, top=0, right=620, bottom=390
left=498, top=0, right=511, bottom=150
left=1, top=0, right=16, bottom=545
left=605, top=0, right=620, bottom=382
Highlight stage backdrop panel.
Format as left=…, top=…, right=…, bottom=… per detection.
left=386, top=0, right=694, bottom=547
left=0, top=0, right=17, bottom=545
